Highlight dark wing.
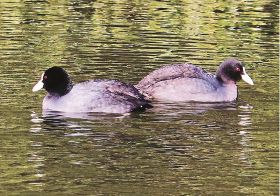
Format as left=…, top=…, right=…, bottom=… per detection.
left=136, top=63, right=215, bottom=91
left=101, top=79, right=152, bottom=110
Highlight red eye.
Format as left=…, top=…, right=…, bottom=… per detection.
left=43, top=75, right=48, bottom=80
left=235, top=67, right=241, bottom=72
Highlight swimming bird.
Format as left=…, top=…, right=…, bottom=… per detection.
left=136, top=58, right=254, bottom=102
left=32, top=66, right=151, bottom=114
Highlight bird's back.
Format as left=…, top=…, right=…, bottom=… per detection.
left=136, top=64, right=220, bottom=100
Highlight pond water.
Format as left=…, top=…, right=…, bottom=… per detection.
left=0, top=0, right=278, bottom=195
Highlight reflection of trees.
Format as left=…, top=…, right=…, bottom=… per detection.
left=0, top=0, right=277, bottom=74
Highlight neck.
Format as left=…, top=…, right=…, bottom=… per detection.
left=216, top=75, right=223, bottom=83
left=47, top=82, right=73, bottom=97
left=216, top=73, right=236, bottom=85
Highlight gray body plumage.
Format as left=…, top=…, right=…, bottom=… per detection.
left=43, top=79, right=150, bottom=113
left=136, top=63, right=238, bottom=102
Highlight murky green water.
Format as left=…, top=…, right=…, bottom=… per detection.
left=0, top=0, right=278, bottom=195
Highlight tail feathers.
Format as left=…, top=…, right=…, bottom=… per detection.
left=132, top=101, right=153, bottom=112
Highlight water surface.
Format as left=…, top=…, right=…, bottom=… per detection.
left=0, top=0, right=278, bottom=195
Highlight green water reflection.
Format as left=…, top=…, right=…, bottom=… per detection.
left=0, top=0, right=278, bottom=195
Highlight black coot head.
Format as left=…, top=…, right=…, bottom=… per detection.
left=33, top=66, right=73, bottom=96
left=216, top=58, right=254, bottom=85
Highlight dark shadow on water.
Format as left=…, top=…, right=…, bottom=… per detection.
left=30, top=110, right=134, bottom=132
left=30, top=100, right=253, bottom=134
left=147, top=100, right=239, bottom=115
left=30, top=101, right=239, bottom=124
left=41, top=110, right=129, bottom=120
